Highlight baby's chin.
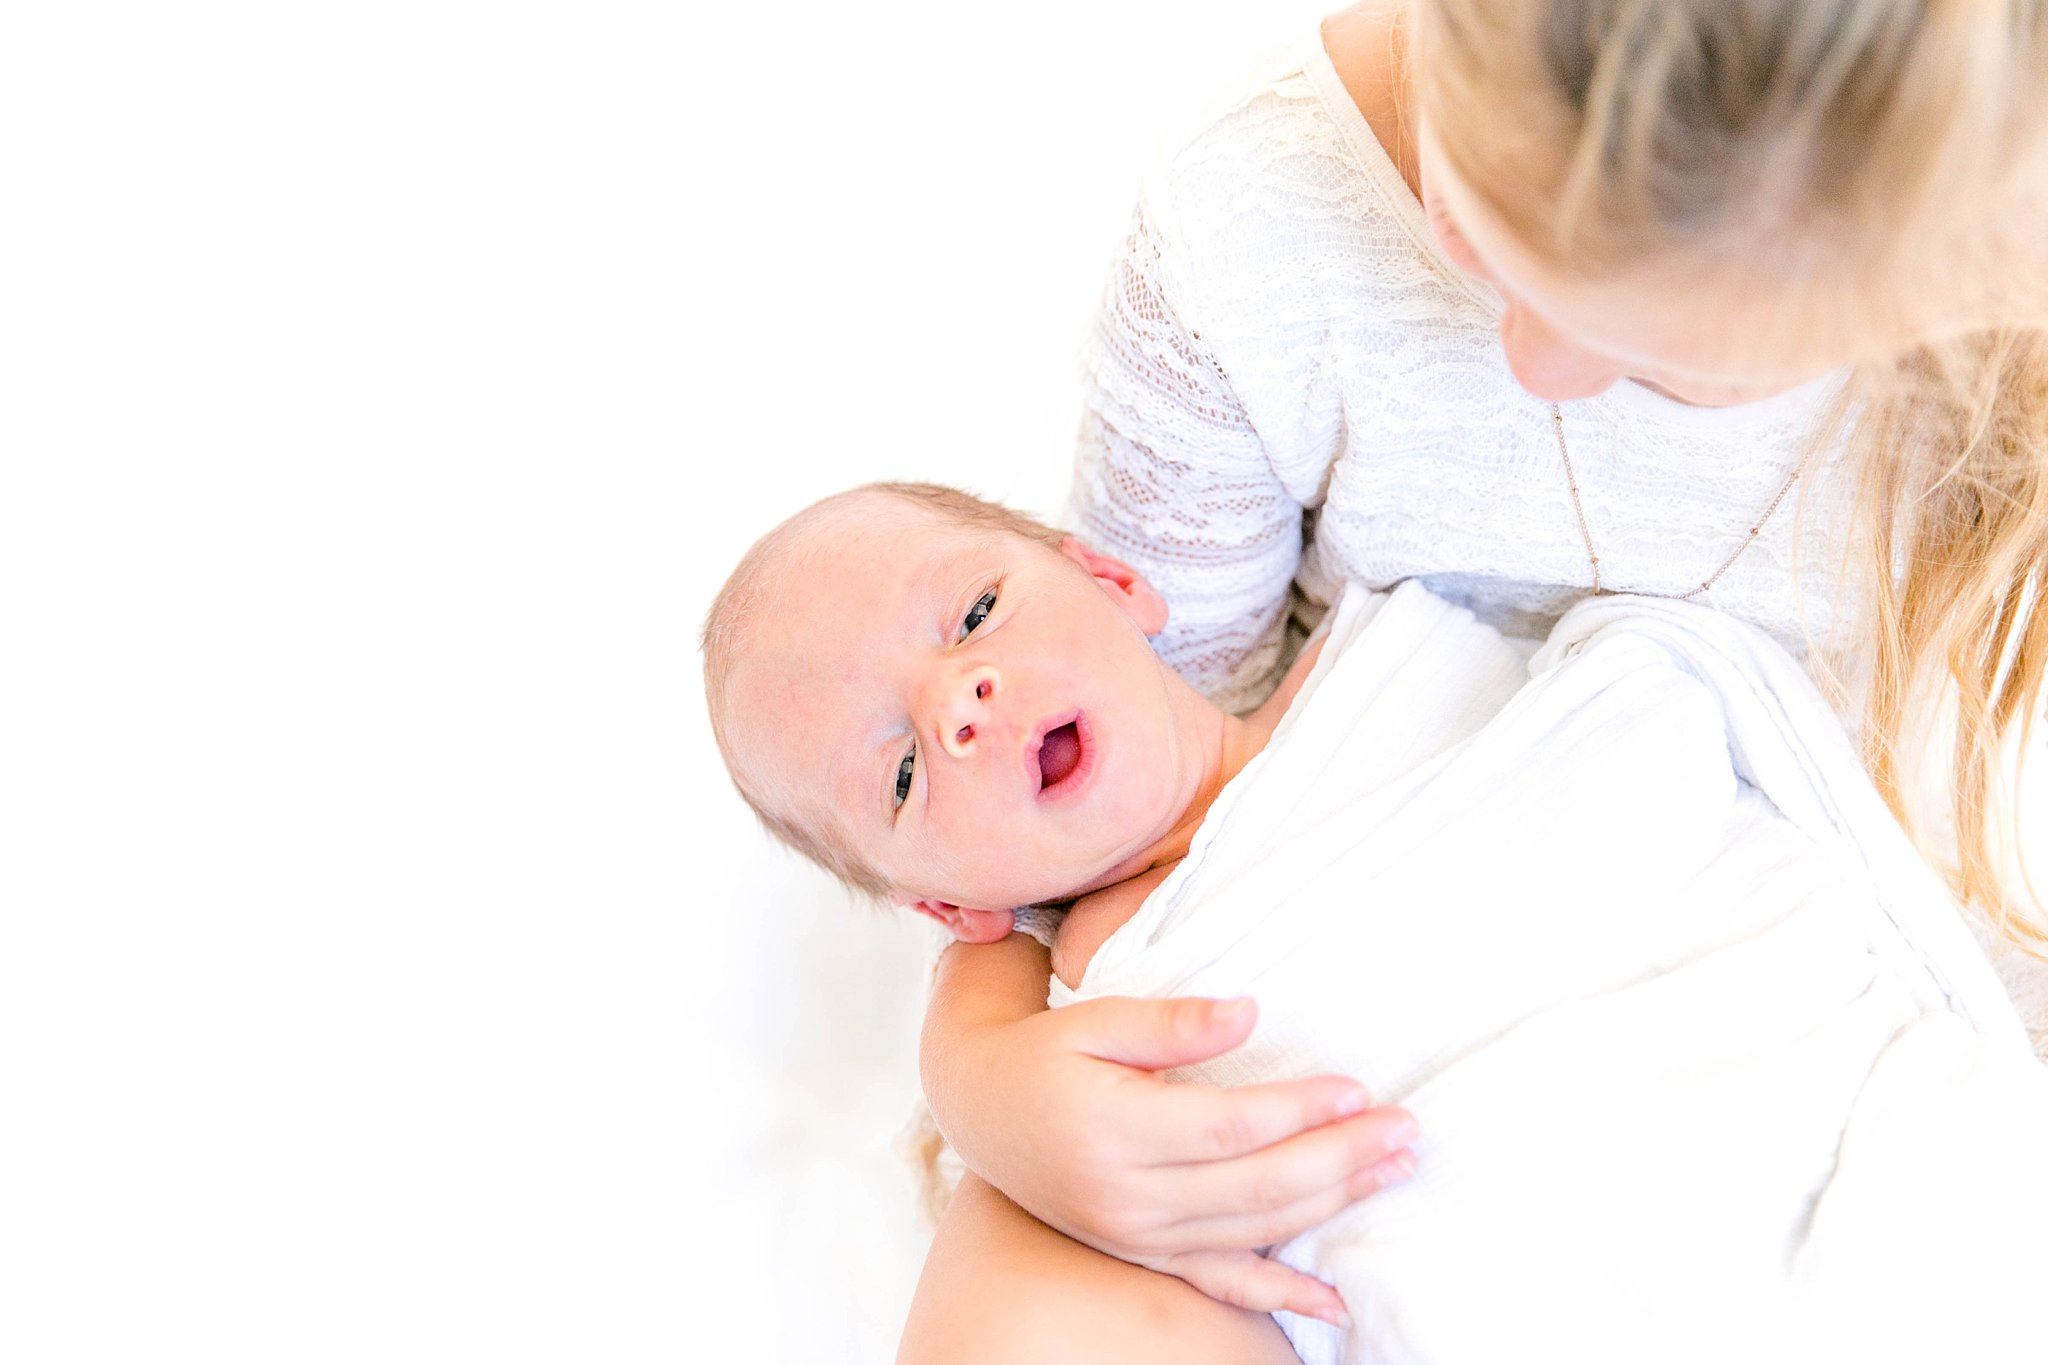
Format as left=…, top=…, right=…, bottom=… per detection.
left=1012, top=855, right=1142, bottom=910
left=944, top=867, right=1115, bottom=919
left=949, top=809, right=1181, bottom=912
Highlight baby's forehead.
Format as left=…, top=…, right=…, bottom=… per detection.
left=764, top=500, right=954, bottom=613
left=785, top=496, right=1037, bottom=606
left=724, top=501, right=967, bottom=728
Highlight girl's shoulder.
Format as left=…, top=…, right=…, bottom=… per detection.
left=1148, top=42, right=1323, bottom=159
left=1139, top=36, right=1412, bottom=251
left=1123, top=34, right=1487, bottom=401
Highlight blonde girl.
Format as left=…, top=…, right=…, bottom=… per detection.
left=902, top=4, right=2048, bottom=1361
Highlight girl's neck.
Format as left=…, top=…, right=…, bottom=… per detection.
left=1323, top=3, right=1420, bottom=197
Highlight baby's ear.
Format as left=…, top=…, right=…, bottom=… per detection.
left=1059, top=537, right=1168, bottom=635
left=904, top=898, right=1016, bottom=944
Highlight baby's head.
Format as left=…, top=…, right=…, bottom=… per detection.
left=704, top=482, right=1213, bottom=939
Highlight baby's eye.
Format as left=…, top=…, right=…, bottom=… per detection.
left=893, top=746, right=916, bottom=811
left=959, top=589, right=997, bottom=640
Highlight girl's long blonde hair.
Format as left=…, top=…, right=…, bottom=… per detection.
left=1413, top=0, right=2048, bottom=948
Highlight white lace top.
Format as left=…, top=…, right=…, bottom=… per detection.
left=1067, top=36, right=1861, bottom=716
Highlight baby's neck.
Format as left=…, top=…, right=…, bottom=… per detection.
left=1050, top=636, right=1328, bottom=987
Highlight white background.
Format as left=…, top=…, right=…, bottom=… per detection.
left=3, top=2, right=1331, bottom=1362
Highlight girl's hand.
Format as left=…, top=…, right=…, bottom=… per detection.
left=920, top=936, right=1418, bottom=1326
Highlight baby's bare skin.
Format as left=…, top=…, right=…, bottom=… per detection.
left=1051, top=634, right=1330, bottom=989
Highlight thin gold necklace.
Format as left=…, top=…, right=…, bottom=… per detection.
left=1548, top=402, right=1803, bottom=600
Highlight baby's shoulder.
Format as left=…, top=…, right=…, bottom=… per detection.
left=1051, top=863, right=1177, bottom=991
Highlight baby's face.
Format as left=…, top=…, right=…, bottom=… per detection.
left=726, top=498, right=1206, bottom=914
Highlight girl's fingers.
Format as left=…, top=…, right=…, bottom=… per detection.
left=1140, top=1071, right=1383, bottom=1165
left=1057, top=992, right=1266, bottom=1071
left=1168, top=1103, right=1418, bottom=1210
left=1157, top=1248, right=1351, bottom=1328
left=1168, top=1146, right=1419, bottom=1252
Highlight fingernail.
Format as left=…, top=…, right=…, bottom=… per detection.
left=1387, top=1116, right=1421, bottom=1147
left=1325, top=1308, right=1354, bottom=1330
left=1215, top=996, right=1254, bottom=1024
left=1334, top=1089, right=1369, bottom=1118
left=1384, top=1149, right=1418, bottom=1182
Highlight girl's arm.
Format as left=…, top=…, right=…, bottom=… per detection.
left=919, top=934, right=1418, bottom=1320
left=899, top=1174, right=1304, bottom=1365
left=1067, top=198, right=1309, bottom=717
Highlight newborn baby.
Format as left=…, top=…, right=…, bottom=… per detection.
left=702, top=479, right=1322, bottom=983
left=705, top=480, right=2048, bottom=1365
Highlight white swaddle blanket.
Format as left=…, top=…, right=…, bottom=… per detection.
left=1051, top=582, right=2048, bottom=1365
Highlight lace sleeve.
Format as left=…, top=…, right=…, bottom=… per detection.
left=1067, top=204, right=1305, bottom=714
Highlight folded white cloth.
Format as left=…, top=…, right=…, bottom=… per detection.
left=1054, top=582, right=2048, bottom=1365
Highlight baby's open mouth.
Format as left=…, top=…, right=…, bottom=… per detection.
left=1036, top=721, right=1083, bottom=791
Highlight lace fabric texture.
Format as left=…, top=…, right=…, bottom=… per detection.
left=1066, top=42, right=1862, bottom=716
left=1059, top=37, right=2048, bottom=1048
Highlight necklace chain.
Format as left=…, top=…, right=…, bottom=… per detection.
left=1548, top=402, right=1802, bottom=601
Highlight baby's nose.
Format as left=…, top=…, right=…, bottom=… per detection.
left=937, top=667, right=1000, bottom=759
